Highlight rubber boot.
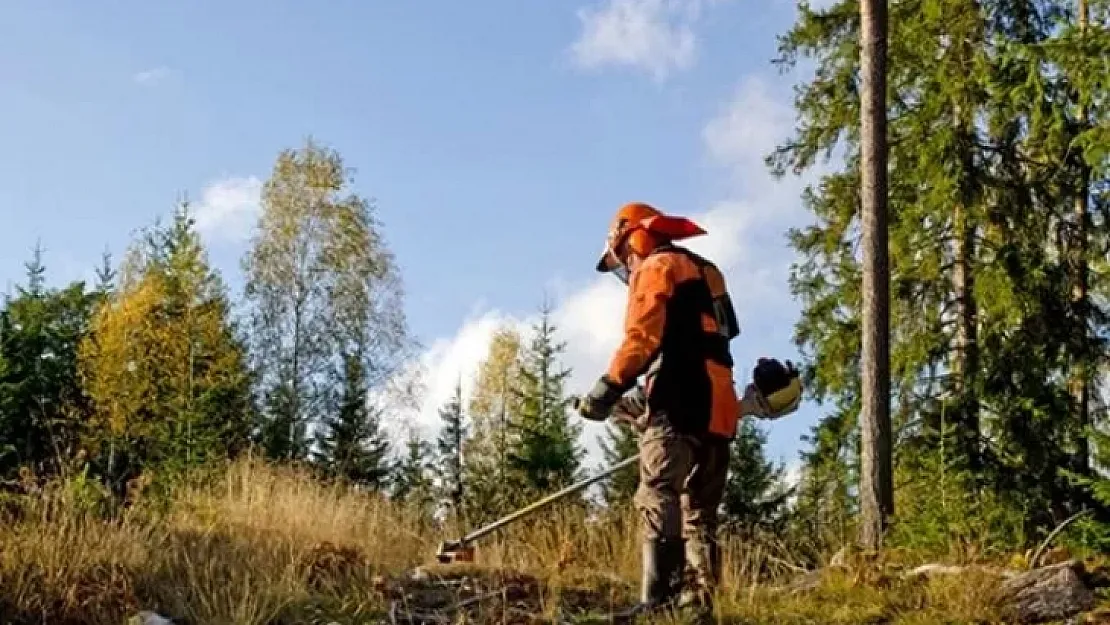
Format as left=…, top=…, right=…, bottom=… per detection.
left=681, top=538, right=720, bottom=620
left=641, top=537, right=685, bottom=608
left=609, top=539, right=685, bottom=621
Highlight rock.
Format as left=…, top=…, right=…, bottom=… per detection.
left=995, top=560, right=1096, bottom=624
left=129, top=612, right=173, bottom=625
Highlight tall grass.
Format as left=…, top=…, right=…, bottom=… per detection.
left=0, top=459, right=435, bottom=625
left=0, top=458, right=1048, bottom=624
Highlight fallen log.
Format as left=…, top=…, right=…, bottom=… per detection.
left=900, top=563, right=1020, bottom=580
left=994, top=560, right=1096, bottom=624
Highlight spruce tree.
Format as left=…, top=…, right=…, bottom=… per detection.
left=771, top=0, right=1108, bottom=541
left=508, top=303, right=583, bottom=499
left=598, top=421, right=639, bottom=507
left=392, top=432, right=435, bottom=508
left=314, top=352, right=391, bottom=489
left=792, top=406, right=858, bottom=550
left=0, top=247, right=99, bottom=479
left=722, top=420, right=791, bottom=535
left=436, top=379, right=467, bottom=517
left=258, top=380, right=305, bottom=461
left=94, top=249, right=116, bottom=299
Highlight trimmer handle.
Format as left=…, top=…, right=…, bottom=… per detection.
left=570, top=392, right=649, bottom=433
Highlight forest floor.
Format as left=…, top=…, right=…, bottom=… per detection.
left=0, top=460, right=1108, bottom=625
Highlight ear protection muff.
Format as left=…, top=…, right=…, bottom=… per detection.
left=624, top=228, right=659, bottom=260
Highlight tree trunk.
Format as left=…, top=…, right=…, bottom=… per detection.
left=858, top=0, right=894, bottom=551
left=1069, top=0, right=1090, bottom=477
left=952, top=201, right=979, bottom=470
left=952, top=115, right=981, bottom=472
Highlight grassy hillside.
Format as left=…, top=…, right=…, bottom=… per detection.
left=0, top=460, right=1106, bottom=625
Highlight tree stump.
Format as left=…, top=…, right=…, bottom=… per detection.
left=995, top=560, right=1096, bottom=623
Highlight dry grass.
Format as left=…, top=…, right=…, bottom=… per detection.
left=0, top=460, right=435, bottom=625
left=0, top=460, right=1100, bottom=624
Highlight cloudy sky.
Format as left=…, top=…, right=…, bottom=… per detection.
left=1, top=0, right=833, bottom=472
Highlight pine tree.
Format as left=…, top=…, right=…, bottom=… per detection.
left=771, top=0, right=1107, bottom=543
left=598, top=421, right=639, bottom=507
left=436, top=379, right=467, bottom=518
left=314, top=352, right=391, bottom=489
left=856, top=0, right=893, bottom=550
left=508, top=303, right=583, bottom=500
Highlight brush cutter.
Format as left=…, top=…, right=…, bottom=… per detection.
left=434, top=364, right=804, bottom=564
left=435, top=452, right=640, bottom=563
left=435, top=394, right=649, bottom=564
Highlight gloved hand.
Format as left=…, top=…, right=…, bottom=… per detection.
left=575, top=376, right=624, bottom=422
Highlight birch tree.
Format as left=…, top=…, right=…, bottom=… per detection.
left=244, top=138, right=410, bottom=461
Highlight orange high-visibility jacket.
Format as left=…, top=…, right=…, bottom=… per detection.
left=605, top=244, right=741, bottom=438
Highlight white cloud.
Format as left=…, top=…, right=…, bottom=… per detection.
left=568, top=0, right=712, bottom=82
left=783, top=460, right=804, bottom=487
left=702, top=76, right=795, bottom=191
left=192, top=176, right=263, bottom=243
left=133, top=66, right=172, bottom=86
left=388, top=309, right=532, bottom=438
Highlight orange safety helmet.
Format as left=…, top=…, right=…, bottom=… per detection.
left=595, top=202, right=707, bottom=282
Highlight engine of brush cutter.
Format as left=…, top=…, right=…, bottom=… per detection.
left=751, top=357, right=802, bottom=418
left=436, top=540, right=475, bottom=564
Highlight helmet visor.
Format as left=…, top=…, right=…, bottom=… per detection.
left=611, top=263, right=630, bottom=285
left=595, top=244, right=630, bottom=285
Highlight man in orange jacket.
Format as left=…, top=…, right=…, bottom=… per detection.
left=576, top=202, right=743, bottom=612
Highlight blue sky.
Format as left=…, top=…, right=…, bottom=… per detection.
left=0, top=0, right=833, bottom=473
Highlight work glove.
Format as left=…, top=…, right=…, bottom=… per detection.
left=575, top=376, right=624, bottom=422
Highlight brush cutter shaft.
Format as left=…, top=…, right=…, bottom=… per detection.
left=458, top=454, right=640, bottom=545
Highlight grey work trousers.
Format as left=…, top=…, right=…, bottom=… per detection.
left=633, top=410, right=730, bottom=592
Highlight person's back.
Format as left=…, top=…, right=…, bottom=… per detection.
left=626, top=244, right=741, bottom=440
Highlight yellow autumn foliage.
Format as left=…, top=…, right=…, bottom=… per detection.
left=77, top=213, right=251, bottom=470
left=79, top=271, right=167, bottom=441
left=467, top=325, right=524, bottom=461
